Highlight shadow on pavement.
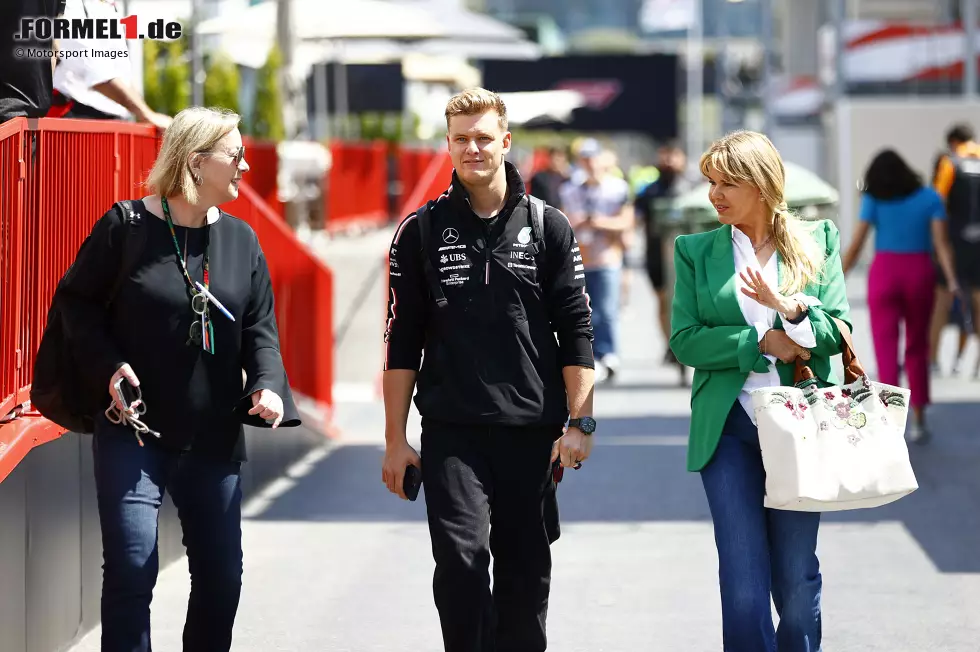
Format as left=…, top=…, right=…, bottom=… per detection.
left=248, top=402, right=980, bottom=574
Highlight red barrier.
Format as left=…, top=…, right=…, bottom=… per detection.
left=0, top=118, right=334, bottom=484
left=241, top=136, right=283, bottom=218
left=398, top=148, right=432, bottom=206
left=397, top=149, right=454, bottom=217
left=325, top=140, right=389, bottom=232
left=221, top=184, right=333, bottom=422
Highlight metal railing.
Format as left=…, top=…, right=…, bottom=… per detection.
left=0, top=117, right=334, bottom=482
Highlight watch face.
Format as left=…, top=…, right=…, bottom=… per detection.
left=577, top=416, right=596, bottom=434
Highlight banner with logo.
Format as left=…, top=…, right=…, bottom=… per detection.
left=479, top=54, right=679, bottom=138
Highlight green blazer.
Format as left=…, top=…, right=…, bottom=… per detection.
left=669, top=220, right=852, bottom=472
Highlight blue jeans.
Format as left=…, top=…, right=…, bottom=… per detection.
left=584, top=267, right=621, bottom=359
left=93, top=421, right=244, bottom=652
left=700, top=404, right=822, bottom=652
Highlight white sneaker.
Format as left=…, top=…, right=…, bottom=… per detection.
left=907, top=421, right=931, bottom=445
left=601, top=354, right=620, bottom=381
left=594, top=360, right=609, bottom=384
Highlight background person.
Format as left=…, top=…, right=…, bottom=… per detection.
left=559, top=138, right=634, bottom=382
left=635, top=143, right=692, bottom=370
left=842, top=149, right=959, bottom=443
left=0, top=0, right=65, bottom=124
left=932, top=123, right=980, bottom=378
left=48, top=0, right=172, bottom=129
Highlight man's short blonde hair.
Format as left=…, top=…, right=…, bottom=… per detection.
left=445, top=87, right=508, bottom=131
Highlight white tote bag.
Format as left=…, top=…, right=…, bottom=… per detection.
left=751, top=318, right=918, bottom=512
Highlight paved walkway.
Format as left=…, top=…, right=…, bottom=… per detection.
left=70, top=245, right=980, bottom=651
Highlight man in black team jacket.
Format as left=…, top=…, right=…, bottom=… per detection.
left=381, top=88, right=596, bottom=652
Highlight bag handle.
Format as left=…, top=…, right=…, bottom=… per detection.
left=793, top=316, right=866, bottom=385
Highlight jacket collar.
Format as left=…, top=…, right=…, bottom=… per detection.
left=449, top=160, right=527, bottom=217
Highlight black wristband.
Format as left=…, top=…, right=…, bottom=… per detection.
left=784, top=302, right=809, bottom=325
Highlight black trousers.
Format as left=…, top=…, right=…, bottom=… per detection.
left=421, top=419, right=562, bottom=652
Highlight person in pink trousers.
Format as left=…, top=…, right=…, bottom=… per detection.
left=842, top=149, right=960, bottom=442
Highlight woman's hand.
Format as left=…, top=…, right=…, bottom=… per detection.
left=248, top=389, right=283, bottom=428
left=761, top=330, right=810, bottom=364
left=108, top=364, right=141, bottom=413
left=740, top=267, right=801, bottom=318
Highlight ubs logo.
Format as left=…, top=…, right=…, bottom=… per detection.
left=442, top=228, right=459, bottom=244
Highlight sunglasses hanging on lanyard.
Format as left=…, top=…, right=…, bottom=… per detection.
left=161, top=196, right=215, bottom=354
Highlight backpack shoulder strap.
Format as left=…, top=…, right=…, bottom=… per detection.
left=416, top=202, right=448, bottom=308
left=528, top=194, right=545, bottom=244
left=527, top=194, right=547, bottom=261
left=108, top=200, right=147, bottom=303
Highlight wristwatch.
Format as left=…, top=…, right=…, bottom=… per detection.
left=783, top=300, right=809, bottom=325
left=568, top=416, right=596, bottom=435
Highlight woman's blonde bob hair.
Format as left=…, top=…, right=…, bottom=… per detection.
left=145, top=106, right=241, bottom=205
left=699, top=130, right=825, bottom=295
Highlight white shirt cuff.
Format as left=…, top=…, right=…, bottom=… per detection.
left=753, top=321, right=770, bottom=343
left=784, top=316, right=817, bottom=348
left=783, top=294, right=819, bottom=348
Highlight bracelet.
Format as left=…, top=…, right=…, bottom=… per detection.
left=759, top=330, right=768, bottom=356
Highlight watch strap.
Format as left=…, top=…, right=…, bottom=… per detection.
left=783, top=301, right=809, bottom=325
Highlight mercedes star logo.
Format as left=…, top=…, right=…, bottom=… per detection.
left=442, top=228, right=459, bottom=244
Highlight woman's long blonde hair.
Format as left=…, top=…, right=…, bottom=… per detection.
left=145, top=106, right=241, bottom=204
left=699, top=130, right=825, bottom=295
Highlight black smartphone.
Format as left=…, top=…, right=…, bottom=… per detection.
left=403, top=464, right=422, bottom=501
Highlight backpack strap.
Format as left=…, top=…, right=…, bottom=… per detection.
left=108, top=200, right=148, bottom=303
left=416, top=202, right=448, bottom=309
left=528, top=194, right=545, bottom=245
left=526, top=194, right=547, bottom=261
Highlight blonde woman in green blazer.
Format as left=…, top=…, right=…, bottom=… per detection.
left=670, top=131, right=851, bottom=652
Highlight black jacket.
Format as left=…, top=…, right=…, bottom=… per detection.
left=384, top=162, right=594, bottom=427
left=58, top=202, right=299, bottom=461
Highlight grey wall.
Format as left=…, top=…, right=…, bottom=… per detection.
left=0, top=423, right=322, bottom=652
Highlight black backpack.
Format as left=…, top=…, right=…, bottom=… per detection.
left=30, top=201, right=147, bottom=434
left=417, top=194, right=546, bottom=307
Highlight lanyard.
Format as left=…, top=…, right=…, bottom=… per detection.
left=161, top=196, right=210, bottom=289
left=161, top=196, right=214, bottom=353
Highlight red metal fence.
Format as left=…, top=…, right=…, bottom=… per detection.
left=241, top=136, right=283, bottom=217
left=325, top=141, right=389, bottom=231
left=397, top=149, right=454, bottom=217
left=0, top=118, right=334, bottom=483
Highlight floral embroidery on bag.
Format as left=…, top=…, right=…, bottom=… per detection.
left=765, top=392, right=808, bottom=420
left=878, top=389, right=907, bottom=408
left=783, top=399, right=808, bottom=420
left=800, top=381, right=873, bottom=431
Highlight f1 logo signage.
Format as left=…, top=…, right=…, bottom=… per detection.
left=553, top=80, right=623, bottom=110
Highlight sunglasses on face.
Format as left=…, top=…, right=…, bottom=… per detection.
left=228, top=145, right=245, bottom=166
left=201, top=145, right=245, bottom=167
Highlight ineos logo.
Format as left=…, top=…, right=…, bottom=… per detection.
left=442, top=228, right=459, bottom=244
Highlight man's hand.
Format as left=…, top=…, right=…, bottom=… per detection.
left=551, top=427, right=594, bottom=469
left=761, top=329, right=809, bottom=364
left=382, top=438, right=422, bottom=500
left=141, top=110, right=172, bottom=131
